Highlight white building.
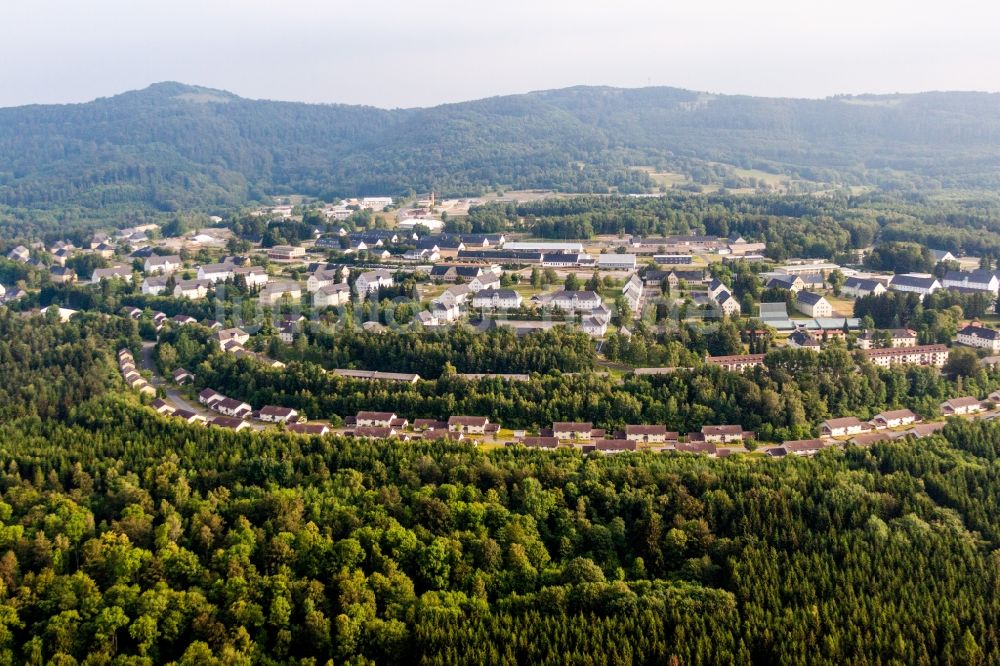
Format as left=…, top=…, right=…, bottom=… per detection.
left=174, top=279, right=211, bottom=300
left=715, top=291, right=742, bottom=317
left=942, top=269, right=1000, bottom=294
left=889, top=274, right=941, bottom=297
left=940, top=396, right=985, bottom=416
left=144, top=255, right=182, bottom=275
left=955, top=324, right=1000, bottom=352
left=472, top=288, right=523, bottom=309
left=91, top=266, right=133, bottom=284
left=795, top=291, right=833, bottom=318
left=360, top=197, right=393, bottom=210
left=235, top=266, right=269, bottom=289
left=355, top=270, right=394, bottom=295
left=842, top=277, right=887, bottom=298
left=141, top=276, right=169, bottom=296
left=596, top=254, right=637, bottom=271
left=504, top=241, right=585, bottom=253
left=864, top=345, right=948, bottom=368
left=548, top=290, right=602, bottom=312
left=820, top=417, right=871, bottom=438
left=307, top=269, right=344, bottom=293
left=313, top=283, right=352, bottom=308
left=259, top=281, right=302, bottom=305
left=197, top=263, right=236, bottom=283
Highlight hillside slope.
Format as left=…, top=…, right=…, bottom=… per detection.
left=2, top=82, right=1000, bottom=214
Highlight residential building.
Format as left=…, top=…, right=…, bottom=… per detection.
left=355, top=411, right=397, bottom=427
left=941, top=396, right=985, bottom=416
left=472, top=288, right=522, bottom=309
left=624, top=425, right=678, bottom=443
left=765, top=274, right=805, bottom=293
left=259, top=406, right=300, bottom=423
left=864, top=345, right=949, bottom=368
left=144, top=255, right=182, bottom=275
left=234, top=266, right=269, bottom=289
left=548, top=290, right=602, bottom=312
left=698, top=425, right=750, bottom=443
left=172, top=278, right=210, bottom=300
left=842, top=277, right=887, bottom=298
left=259, top=281, right=302, bottom=305
left=198, top=388, right=225, bottom=408
left=552, top=422, right=594, bottom=440
left=706, top=354, right=765, bottom=372
left=216, top=328, right=250, bottom=346
left=942, top=269, right=1000, bottom=294
left=820, top=417, right=871, bottom=438
left=49, top=266, right=76, bottom=284
left=197, top=263, right=235, bottom=283
left=214, top=398, right=252, bottom=419
left=956, top=324, right=1000, bottom=352
left=788, top=329, right=821, bottom=350
left=889, top=274, right=941, bottom=297
left=871, top=409, right=919, bottom=429
left=172, top=368, right=194, bottom=384
left=313, top=283, right=352, bottom=308
left=448, top=416, right=490, bottom=434
left=7, top=246, right=30, bottom=263
left=504, top=241, right=585, bottom=253
left=288, top=423, right=330, bottom=436
left=141, top=276, right=169, bottom=295
left=307, top=269, right=342, bottom=292
left=715, top=291, right=742, bottom=317
left=468, top=274, right=501, bottom=293
left=430, top=265, right=483, bottom=282
left=795, top=291, right=833, bottom=318
left=580, top=316, right=609, bottom=337
left=91, top=266, right=133, bottom=284
left=355, top=269, right=394, bottom=294
left=209, top=416, right=251, bottom=431
left=857, top=329, right=919, bottom=350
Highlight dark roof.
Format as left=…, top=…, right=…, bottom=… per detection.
left=959, top=325, right=1000, bottom=340
left=891, top=274, right=938, bottom=288
left=796, top=291, right=826, bottom=305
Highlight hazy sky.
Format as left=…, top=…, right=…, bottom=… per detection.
left=3, top=0, right=1000, bottom=108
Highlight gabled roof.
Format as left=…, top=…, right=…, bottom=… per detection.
left=796, top=291, right=827, bottom=305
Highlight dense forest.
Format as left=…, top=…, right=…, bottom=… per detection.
left=3, top=312, right=1000, bottom=662
left=5, top=83, right=1000, bottom=227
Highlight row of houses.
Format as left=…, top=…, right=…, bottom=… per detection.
left=197, top=387, right=301, bottom=425
left=707, top=344, right=950, bottom=373
left=820, top=394, right=996, bottom=437
left=117, top=349, right=155, bottom=397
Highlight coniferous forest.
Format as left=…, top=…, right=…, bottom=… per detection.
left=0, top=311, right=999, bottom=663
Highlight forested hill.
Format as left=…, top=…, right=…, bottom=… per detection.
left=4, top=81, right=1000, bottom=214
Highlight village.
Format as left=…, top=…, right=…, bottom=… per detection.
left=8, top=193, right=1000, bottom=455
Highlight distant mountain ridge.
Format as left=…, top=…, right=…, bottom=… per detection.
left=3, top=81, right=1000, bottom=214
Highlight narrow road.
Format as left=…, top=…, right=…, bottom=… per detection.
left=140, top=341, right=208, bottom=416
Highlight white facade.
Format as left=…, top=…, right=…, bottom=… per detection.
left=596, top=254, right=637, bottom=271
left=472, top=289, right=522, bottom=309
left=197, top=263, right=235, bottom=283
left=355, top=270, right=394, bottom=294
left=313, top=283, right=352, bottom=308
left=956, top=325, right=1000, bottom=352
left=549, top=291, right=602, bottom=312
left=144, top=255, right=182, bottom=275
